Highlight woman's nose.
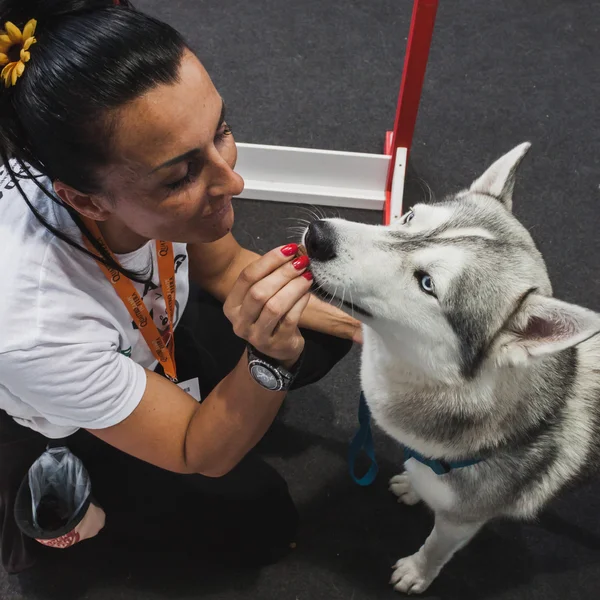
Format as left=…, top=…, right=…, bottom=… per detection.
left=206, top=158, right=245, bottom=198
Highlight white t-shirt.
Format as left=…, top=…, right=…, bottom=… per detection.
left=0, top=166, right=189, bottom=438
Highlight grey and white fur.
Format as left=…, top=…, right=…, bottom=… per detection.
left=303, top=143, right=600, bottom=594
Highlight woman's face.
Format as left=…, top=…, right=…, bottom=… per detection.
left=97, top=50, right=244, bottom=244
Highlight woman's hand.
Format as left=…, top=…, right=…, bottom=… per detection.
left=223, top=244, right=312, bottom=368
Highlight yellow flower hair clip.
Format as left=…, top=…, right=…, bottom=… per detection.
left=0, top=19, right=37, bottom=88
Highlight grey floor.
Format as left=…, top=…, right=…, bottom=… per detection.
left=2, top=1, right=600, bottom=599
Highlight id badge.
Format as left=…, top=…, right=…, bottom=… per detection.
left=177, top=377, right=201, bottom=402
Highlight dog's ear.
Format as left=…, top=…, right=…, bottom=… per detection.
left=470, top=142, right=531, bottom=212
left=495, top=293, right=600, bottom=366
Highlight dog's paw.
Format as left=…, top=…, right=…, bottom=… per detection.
left=389, top=473, right=421, bottom=506
left=390, top=554, right=433, bottom=595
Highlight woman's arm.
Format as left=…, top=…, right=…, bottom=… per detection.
left=88, top=245, right=311, bottom=477
left=88, top=359, right=286, bottom=477
left=188, top=235, right=362, bottom=342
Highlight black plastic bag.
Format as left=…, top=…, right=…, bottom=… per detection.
left=15, top=446, right=105, bottom=548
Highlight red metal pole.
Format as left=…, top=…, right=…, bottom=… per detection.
left=384, top=0, right=439, bottom=224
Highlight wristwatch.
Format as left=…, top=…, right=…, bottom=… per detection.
left=246, top=344, right=304, bottom=392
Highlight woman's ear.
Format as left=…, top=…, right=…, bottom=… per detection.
left=53, top=181, right=113, bottom=221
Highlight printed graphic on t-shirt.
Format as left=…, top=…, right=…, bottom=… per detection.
left=0, top=164, right=32, bottom=199
left=131, top=253, right=188, bottom=347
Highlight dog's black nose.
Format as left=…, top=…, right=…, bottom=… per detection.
left=305, top=220, right=337, bottom=262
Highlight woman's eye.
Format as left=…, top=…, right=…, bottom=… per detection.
left=164, top=123, right=233, bottom=193
left=415, top=271, right=436, bottom=297
left=165, top=160, right=202, bottom=192
left=165, top=164, right=193, bottom=191
left=401, top=208, right=415, bottom=224
left=215, top=122, right=233, bottom=144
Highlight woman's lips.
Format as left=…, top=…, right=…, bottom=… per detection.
left=203, top=199, right=232, bottom=221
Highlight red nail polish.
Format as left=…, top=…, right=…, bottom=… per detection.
left=292, top=255, right=310, bottom=270
left=302, top=271, right=313, bottom=281
left=281, top=244, right=298, bottom=257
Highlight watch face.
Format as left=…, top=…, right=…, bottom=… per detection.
left=250, top=363, right=281, bottom=391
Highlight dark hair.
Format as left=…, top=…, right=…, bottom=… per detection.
left=0, top=0, right=187, bottom=281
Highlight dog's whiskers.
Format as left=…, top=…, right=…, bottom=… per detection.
left=286, top=226, right=307, bottom=234
left=348, top=289, right=355, bottom=319
left=340, top=286, right=347, bottom=311
left=312, top=280, right=327, bottom=296
left=330, top=286, right=339, bottom=306
left=284, top=217, right=311, bottom=226
left=298, top=206, right=321, bottom=224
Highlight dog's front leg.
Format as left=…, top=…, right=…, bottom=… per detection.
left=391, top=515, right=483, bottom=594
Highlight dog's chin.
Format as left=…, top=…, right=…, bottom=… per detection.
left=310, top=276, right=373, bottom=319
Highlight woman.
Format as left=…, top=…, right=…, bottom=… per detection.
left=0, top=0, right=360, bottom=574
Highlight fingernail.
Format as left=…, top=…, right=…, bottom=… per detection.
left=302, top=271, right=313, bottom=281
left=281, top=244, right=298, bottom=257
left=292, top=255, right=310, bottom=270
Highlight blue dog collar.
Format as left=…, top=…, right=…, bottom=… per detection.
left=403, top=446, right=482, bottom=475
left=348, top=392, right=482, bottom=485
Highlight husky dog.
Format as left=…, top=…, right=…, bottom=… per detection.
left=303, top=143, right=600, bottom=594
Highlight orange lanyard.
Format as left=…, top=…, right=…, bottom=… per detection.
left=81, top=218, right=178, bottom=382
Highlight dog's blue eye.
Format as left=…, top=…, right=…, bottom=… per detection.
left=421, top=276, right=433, bottom=292
left=402, top=209, right=415, bottom=224
left=415, top=271, right=436, bottom=296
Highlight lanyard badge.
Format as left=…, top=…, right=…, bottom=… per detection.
left=81, top=219, right=178, bottom=383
